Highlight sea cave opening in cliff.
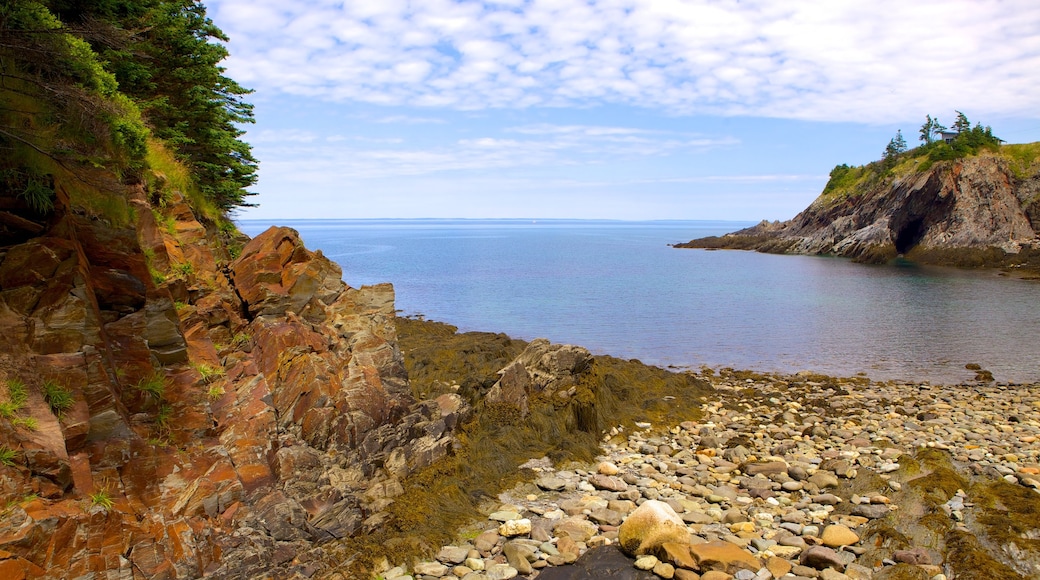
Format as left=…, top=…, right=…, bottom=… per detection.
left=894, top=217, right=927, bottom=254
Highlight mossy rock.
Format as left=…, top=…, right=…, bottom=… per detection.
left=945, top=530, right=1027, bottom=580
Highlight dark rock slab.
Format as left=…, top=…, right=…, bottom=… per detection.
left=534, top=545, right=656, bottom=580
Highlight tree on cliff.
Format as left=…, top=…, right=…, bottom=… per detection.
left=0, top=0, right=149, bottom=220
left=884, top=130, right=907, bottom=159
left=49, top=0, right=259, bottom=211
left=952, top=110, right=971, bottom=134
left=0, top=0, right=257, bottom=217
left=919, top=115, right=947, bottom=143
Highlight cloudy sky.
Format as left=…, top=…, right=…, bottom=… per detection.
left=207, top=0, right=1040, bottom=221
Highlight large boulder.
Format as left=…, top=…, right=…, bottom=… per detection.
left=617, top=500, right=690, bottom=556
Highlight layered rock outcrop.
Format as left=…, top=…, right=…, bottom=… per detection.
left=485, top=339, right=592, bottom=418
left=677, top=153, right=1040, bottom=271
left=0, top=190, right=464, bottom=578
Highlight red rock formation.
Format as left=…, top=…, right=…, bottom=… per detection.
left=0, top=188, right=461, bottom=578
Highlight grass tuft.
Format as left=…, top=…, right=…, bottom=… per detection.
left=0, top=446, right=17, bottom=467
left=191, top=362, right=225, bottom=383
left=134, top=372, right=166, bottom=402
left=12, top=417, right=37, bottom=431
left=90, top=489, right=114, bottom=510
left=42, top=381, right=74, bottom=417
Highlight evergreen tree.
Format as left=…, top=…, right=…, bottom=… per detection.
left=952, top=110, right=971, bottom=133
left=919, top=115, right=936, bottom=143
left=0, top=0, right=149, bottom=220
left=919, top=115, right=949, bottom=143
left=883, top=130, right=907, bottom=161
left=47, top=0, right=258, bottom=212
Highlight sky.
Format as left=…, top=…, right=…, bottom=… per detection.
left=205, top=0, right=1040, bottom=221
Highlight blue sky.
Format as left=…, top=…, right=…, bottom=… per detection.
left=206, top=0, right=1040, bottom=221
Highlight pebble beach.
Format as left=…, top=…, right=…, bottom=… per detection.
left=372, top=371, right=1040, bottom=580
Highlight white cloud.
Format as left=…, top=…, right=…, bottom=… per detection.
left=250, top=121, right=737, bottom=182
left=208, top=0, right=1040, bottom=123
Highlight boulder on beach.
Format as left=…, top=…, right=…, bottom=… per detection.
left=617, top=500, right=690, bottom=556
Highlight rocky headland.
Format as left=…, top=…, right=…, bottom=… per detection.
left=675, top=147, right=1040, bottom=277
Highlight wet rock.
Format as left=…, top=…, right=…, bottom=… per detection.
left=534, top=545, right=657, bottom=579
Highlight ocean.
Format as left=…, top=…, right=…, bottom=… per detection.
left=238, top=219, right=1040, bottom=384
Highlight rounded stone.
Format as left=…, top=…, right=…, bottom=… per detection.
left=821, top=524, right=860, bottom=547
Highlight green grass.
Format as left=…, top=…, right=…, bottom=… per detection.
left=90, top=489, right=114, bottom=510
left=155, top=404, right=172, bottom=435
left=12, top=417, right=37, bottom=431
left=172, top=261, right=194, bottom=277
left=42, top=381, right=74, bottom=417
left=2, top=378, right=29, bottom=418
left=134, top=372, right=166, bottom=402
left=207, top=384, right=225, bottom=399
left=191, top=362, right=225, bottom=383
left=1001, top=142, right=1040, bottom=179
left=230, top=332, right=250, bottom=347
left=8, top=379, right=28, bottom=406
left=0, top=446, right=16, bottom=467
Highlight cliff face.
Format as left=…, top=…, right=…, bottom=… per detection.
left=0, top=189, right=466, bottom=578
left=678, top=153, right=1040, bottom=271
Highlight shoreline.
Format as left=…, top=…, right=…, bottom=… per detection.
left=365, top=321, right=1040, bottom=580
left=674, top=236, right=1040, bottom=282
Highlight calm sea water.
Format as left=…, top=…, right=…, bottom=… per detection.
left=238, top=219, right=1040, bottom=384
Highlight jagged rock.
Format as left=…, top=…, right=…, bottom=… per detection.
left=0, top=196, right=453, bottom=579
left=230, top=226, right=344, bottom=319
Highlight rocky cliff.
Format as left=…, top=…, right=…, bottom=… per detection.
left=0, top=187, right=469, bottom=578
left=677, top=149, right=1040, bottom=275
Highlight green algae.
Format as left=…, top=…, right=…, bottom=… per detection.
left=945, top=530, right=1025, bottom=580
left=326, top=318, right=713, bottom=576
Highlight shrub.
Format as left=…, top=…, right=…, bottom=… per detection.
left=42, top=381, right=74, bottom=417
left=173, top=261, right=194, bottom=276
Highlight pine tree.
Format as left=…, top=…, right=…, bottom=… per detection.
left=48, top=0, right=258, bottom=212
left=952, top=111, right=971, bottom=134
